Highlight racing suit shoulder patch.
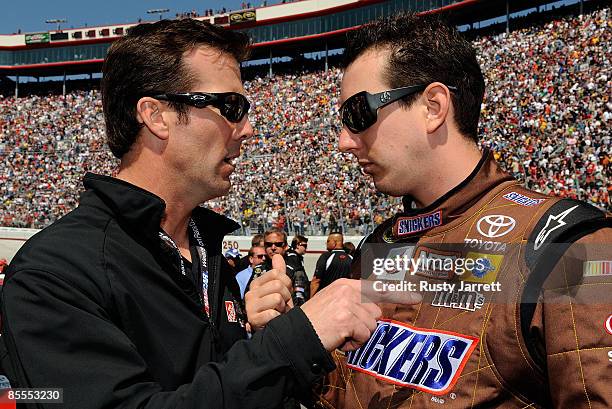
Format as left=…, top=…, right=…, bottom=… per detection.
left=346, top=319, right=478, bottom=396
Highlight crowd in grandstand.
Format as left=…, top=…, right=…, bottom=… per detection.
left=0, top=8, right=609, bottom=232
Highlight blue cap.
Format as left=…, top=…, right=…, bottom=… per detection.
left=224, top=248, right=241, bottom=259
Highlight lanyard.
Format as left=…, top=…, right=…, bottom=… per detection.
left=159, top=218, right=210, bottom=316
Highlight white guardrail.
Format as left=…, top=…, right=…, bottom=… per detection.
left=0, top=227, right=362, bottom=278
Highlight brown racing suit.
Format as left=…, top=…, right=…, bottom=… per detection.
left=315, top=150, right=612, bottom=408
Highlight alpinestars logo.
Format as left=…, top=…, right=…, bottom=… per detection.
left=534, top=205, right=579, bottom=250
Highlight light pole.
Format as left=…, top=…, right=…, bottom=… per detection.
left=147, top=8, right=170, bottom=21
left=45, top=18, right=67, bottom=31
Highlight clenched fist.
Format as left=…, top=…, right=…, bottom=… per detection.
left=245, top=254, right=294, bottom=332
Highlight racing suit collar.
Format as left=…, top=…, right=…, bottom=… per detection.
left=391, top=149, right=514, bottom=239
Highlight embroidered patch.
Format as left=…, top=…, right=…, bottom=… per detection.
left=394, top=211, right=442, bottom=237
left=502, top=192, right=546, bottom=207
left=431, top=289, right=485, bottom=312
left=463, top=252, right=503, bottom=284
left=414, top=247, right=461, bottom=280
left=225, top=301, right=237, bottom=323
left=346, top=319, right=478, bottom=395
left=583, top=261, right=612, bottom=277
left=476, top=215, right=516, bottom=239
left=534, top=205, right=579, bottom=250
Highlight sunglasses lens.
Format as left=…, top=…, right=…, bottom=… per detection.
left=222, top=94, right=249, bottom=122
left=342, top=93, right=376, bottom=133
left=264, top=241, right=285, bottom=248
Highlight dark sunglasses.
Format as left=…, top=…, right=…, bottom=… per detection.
left=152, top=92, right=250, bottom=123
left=264, top=241, right=286, bottom=248
left=298, top=242, right=308, bottom=249
left=340, top=85, right=457, bottom=134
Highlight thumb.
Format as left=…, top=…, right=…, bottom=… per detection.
left=271, top=253, right=286, bottom=276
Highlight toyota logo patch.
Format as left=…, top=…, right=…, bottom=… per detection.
left=476, top=215, right=516, bottom=238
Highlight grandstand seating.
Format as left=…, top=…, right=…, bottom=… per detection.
left=0, top=8, right=609, bottom=233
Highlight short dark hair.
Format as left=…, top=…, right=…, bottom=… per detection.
left=251, top=234, right=264, bottom=246
left=248, top=245, right=265, bottom=257
left=343, top=13, right=485, bottom=141
left=291, top=235, right=308, bottom=249
left=264, top=228, right=287, bottom=243
left=102, top=19, right=250, bottom=158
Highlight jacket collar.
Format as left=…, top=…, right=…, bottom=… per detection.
left=390, top=149, right=514, bottom=239
left=82, top=173, right=239, bottom=244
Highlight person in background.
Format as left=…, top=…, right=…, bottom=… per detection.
left=224, top=247, right=241, bottom=270
left=343, top=241, right=356, bottom=257
left=235, top=233, right=263, bottom=272
left=287, top=235, right=310, bottom=305
left=310, top=232, right=352, bottom=296
left=235, top=245, right=267, bottom=300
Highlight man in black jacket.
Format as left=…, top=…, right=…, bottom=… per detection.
left=0, top=19, right=418, bottom=409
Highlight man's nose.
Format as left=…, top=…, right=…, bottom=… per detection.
left=238, top=116, right=254, bottom=141
left=338, top=127, right=361, bottom=153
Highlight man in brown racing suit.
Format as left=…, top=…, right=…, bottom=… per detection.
left=315, top=13, right=612, bottom=408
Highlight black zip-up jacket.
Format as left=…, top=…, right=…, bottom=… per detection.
left=0, top=173, right=334, bottom=409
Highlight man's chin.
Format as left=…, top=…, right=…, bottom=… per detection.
left=373, top=178, right=406, bottom=197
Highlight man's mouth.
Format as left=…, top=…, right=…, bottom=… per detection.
left=223, top=155, right=239, bottom=166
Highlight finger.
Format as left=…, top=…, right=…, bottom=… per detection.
left=359, top=302, right=382, bottom=320
left=342, top=320, right=372, bottom=351
left=271, top=254, right=286, bottom=276
left=251, top=292, right=288, bottom=314
left=341, top=278, right=422, bottom=305
left=256, top=279, right=292, bottom=304
left=249, top=268, right=282, bottom=290
left=286, top=297, right=294, bottom=311
left=350, top=303, right=379, bottom=334
left=353, top=303, right=381, bottom=331
left=250, top=309, right=281, bottom=330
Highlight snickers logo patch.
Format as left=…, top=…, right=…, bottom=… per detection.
left=502, top=192, right=546, bottom=207
left=394, top=211, right=442, bottom=237
left=346, top=319, right=478, bottom=395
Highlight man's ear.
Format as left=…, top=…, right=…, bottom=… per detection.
left=423, top=82, right=452, bottom=134
left=135, top=97, right=169, bottom=140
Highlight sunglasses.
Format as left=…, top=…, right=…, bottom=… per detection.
left=264, top=241, right=286, bottom=248
left=252, top=254, right=266, bottom=259
left=152, top=92, right=250, bottom=123
left=298, top=242, right=308, bottom=249
left=340, top=85, right=457, bottom=134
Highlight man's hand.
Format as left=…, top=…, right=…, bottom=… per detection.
left=301, top=278, right=421, bottom=352
left=245, top=254, right=293, bottom=332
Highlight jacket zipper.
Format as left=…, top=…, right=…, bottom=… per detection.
left=208, top=252, right=220, bottom=332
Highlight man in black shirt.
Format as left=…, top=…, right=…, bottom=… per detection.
left=1, top=19, right=416, bottom=409
left=311, top=232, right=353, bottom=296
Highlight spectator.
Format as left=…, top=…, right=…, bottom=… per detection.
left=310, top=232, right=353, bottom=296
left=0, top=8, right=609, bottom=231
left=236, top=245, right=267, bottom=299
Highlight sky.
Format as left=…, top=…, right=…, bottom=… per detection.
left=1, top=0, right=584, bottom=35
left=0, top=0, right=260, bottom=34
